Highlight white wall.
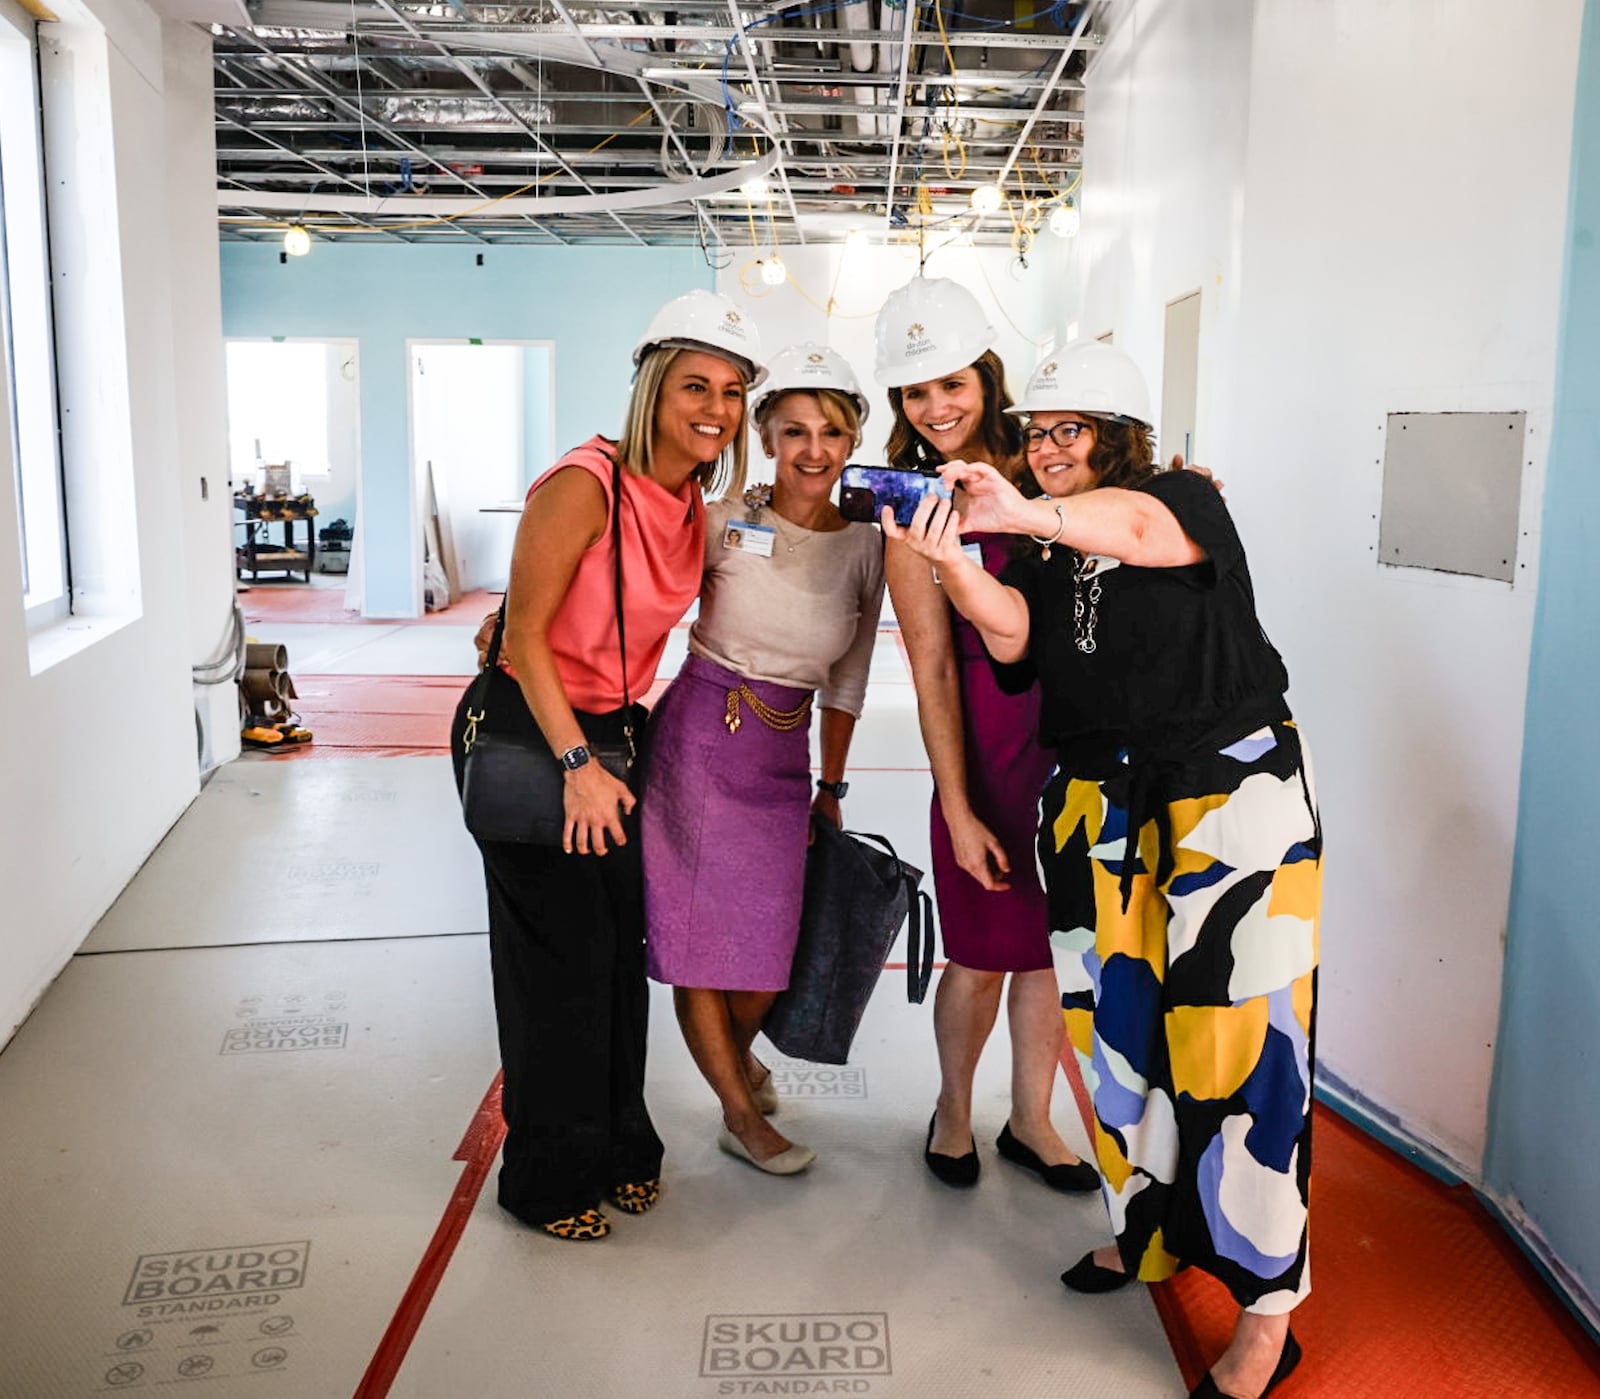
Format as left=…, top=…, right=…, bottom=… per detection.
left=718, top=241, right=1057, bottom=468
left=0, top=3, right=234, bottom=1043
left=1047, top=0, right=1581, bottom=1174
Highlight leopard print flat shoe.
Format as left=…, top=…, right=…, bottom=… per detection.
left=609, top=1179, right=663, bottom=1215
left=540, top=1208, right=610, bottom=1241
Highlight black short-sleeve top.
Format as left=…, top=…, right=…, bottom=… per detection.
left=996, top=469, right=1290, bottom=767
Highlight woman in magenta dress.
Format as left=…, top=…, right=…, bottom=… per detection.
left=874, top=276, right=1097, bottom=1193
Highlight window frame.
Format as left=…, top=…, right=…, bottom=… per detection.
left=0, top=0, right=68, bottom=629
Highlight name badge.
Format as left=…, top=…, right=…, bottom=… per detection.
left=723, top=521, right=775, bottom=557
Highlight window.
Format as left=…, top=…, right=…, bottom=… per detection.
left=0, top=4, right=66, bottom=624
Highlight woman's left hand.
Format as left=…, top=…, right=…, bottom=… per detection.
left=808, top=790, right=842, bottom=846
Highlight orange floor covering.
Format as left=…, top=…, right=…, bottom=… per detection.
left=1148, top=1105, right=1600, bottom=1397
left=240, top=582, right=499, bottom=625
left=264, top=673, right=469, bottom=759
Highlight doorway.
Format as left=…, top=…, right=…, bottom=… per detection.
left=407, top=340, right=554, bottom=611
left=225, top=337, right=361, bottom=600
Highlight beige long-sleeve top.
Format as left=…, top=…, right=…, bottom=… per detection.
left=688, top=497, right=886, bottom=717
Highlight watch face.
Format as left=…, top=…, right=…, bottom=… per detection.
left=561, top=745, right=591, bottom=770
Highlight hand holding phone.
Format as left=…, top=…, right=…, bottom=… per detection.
left=839, top=465, right=953, bottom=528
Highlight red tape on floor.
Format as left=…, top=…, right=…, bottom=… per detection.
left=352, top=1073, right=506, bottom=1399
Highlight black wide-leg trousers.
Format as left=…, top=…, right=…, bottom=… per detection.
left=475, top=832, right=663, bottom=1223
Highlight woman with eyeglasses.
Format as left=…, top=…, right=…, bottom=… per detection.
left=873, top=276, right=1098, bottom=1194
left=886, top=339, right=1320, bottom=1399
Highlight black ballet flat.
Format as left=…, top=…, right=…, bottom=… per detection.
left=1059, top=1251, right=1132, bottom=1293
left=1189, top=1328, right=1301, bottom=1399
left=996, top=1121, right=1101, bottom=1194
left=923, top=1112, right=979, bottom=1187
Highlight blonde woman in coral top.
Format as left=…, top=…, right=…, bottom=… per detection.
left=451, top=290, right=765, bottom=1242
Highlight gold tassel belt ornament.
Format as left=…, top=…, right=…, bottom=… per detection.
left=724, top=683, right=812, bottom=735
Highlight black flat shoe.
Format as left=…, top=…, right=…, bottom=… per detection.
left=1189, top=1328, right=1301, bottom=1399
left=996, top=1121, right=1101, bottom=1193
left=923, top=1112, right=979, bottom=1187
left=1059, top=1251, right=1131, bottom=1293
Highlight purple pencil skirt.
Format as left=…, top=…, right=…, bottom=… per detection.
left=643, top=655, right=813, bottom=991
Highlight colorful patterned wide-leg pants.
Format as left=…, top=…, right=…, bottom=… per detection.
left=1043, top=721, right=1321, bottom=1313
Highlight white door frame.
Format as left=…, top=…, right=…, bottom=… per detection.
left=404, top=337, right=555, bottom=616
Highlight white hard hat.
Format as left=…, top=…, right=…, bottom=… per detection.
left=1007, top=339, right=1153, bottom=427
left=633, top=289, right=767, bottom=387
left=873, top=276, right=996, bottom=388
left=751, top=342, right=870, bottom=425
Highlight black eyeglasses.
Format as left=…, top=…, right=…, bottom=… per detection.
left=1022, top=421, right=1088, bottom=450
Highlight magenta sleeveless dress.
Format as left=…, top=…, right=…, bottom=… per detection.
left=929, top=533, right=1057, bottom=972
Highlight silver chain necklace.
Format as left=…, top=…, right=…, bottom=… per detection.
left=1072, top=551, right=1102, bottom=654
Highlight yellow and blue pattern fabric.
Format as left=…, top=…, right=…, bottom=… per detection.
left=1045, top=720, right=1320, bottom=1314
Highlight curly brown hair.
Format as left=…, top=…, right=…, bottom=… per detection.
left=885, top=349, right=1025, bottom=480
left=1084, top=417, right=1159, bottom=490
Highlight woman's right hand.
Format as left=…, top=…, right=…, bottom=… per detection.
left=946, top=807, right=1012, bottom=892
left=562, top=762, right=636, bottom=856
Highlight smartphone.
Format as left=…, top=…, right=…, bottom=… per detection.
left=839, top=465, right=953, bottom=527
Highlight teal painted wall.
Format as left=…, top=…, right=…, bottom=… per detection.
left=219, top=243, right=711, bottom=616
left=1489, top=0, right=1600, bottom=1309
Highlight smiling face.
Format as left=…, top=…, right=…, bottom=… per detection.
left=898, top=366, right=986, bottom=461
left=650, top=349, right=748, bottom=481
left=1025, top=412, right=1101, bottom=498
left=762, top=390, right=855, bottom=506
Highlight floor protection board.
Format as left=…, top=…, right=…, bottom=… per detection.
left=0, top=936, right=499, bottom=1399
left=81, top=758, right=487, bottom=953
left=395, top=980, right=1181, bottom=1399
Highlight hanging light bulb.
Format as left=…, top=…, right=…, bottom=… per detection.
left=760, top=257, right=788, bottom=287
left=283, top=224, right=312, bottom=257
left=1048, top=202, right=1080, bottom=238
left=970, top=184, right=1004, bottom=217
left=741, top=175, right=772, bottom=198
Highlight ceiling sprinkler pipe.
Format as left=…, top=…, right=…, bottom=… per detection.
left=840, top=0, right=875, bottom=73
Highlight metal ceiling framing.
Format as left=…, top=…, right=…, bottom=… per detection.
left=210, top=0, right=1117, bottom=252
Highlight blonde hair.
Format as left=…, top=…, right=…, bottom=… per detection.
left=617, top=345, right=749, bottom=498
left=753, top=387, right=863, bottom=454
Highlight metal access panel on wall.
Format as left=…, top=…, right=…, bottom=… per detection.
left=1378, top=412, right=1526, bottom=582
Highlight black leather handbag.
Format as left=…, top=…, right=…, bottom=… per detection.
left=456, top=451, right=640, bottom=846
left=762, top=827, right=935, bottom=1065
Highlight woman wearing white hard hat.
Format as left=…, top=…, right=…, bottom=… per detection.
left=643, top=342, right=884, bottom=1175
left=874, top=276, right=1097, bottom=1195
left=452, top=288, right=763, bottom=1239
left=887, top=339, right=1319, bottom=1399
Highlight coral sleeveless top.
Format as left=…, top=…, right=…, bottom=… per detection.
left=527, top=436, right=704, bottom=711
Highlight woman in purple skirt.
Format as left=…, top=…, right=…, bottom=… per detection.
left=874, top=276, right=1098, bottom=1193
left=643, top=344, right=885, bottom=1176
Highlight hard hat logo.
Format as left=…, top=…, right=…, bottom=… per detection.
left=806, top=352, right=825, bottom=365
left=906, top=323, right=926, bottom=343
left=1042, top=361, right=1058, bottom=376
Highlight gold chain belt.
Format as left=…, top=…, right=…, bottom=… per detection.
left=724, top=683, right=812, bottom=735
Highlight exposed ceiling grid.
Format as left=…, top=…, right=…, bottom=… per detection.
left=210, top=0, right=1112, bottom=252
